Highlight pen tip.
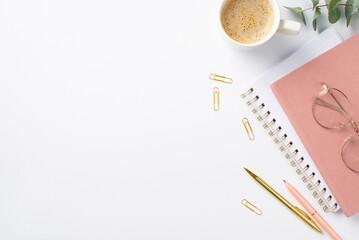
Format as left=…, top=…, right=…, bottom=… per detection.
left=283, top=179, right=286, bottom=183
left=243, top=168, right=255, bottom=178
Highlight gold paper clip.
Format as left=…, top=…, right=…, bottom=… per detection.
left=241, top=199, right=262, bottom=215
left=209, top=74, right=233, bottom=84
left=213, top=87, right=219, bottom=111
left=242, top=118, right=255, bottom=140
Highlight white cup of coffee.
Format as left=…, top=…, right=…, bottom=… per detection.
left=220, top=0, right=301, bottom=49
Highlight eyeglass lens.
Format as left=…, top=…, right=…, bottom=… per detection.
left=313, top=88, right=352, bottom=129
left=342, top=135, right=359, bottom=172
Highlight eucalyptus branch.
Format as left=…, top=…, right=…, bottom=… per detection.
left=301, top=4, right=353, bottom=12
left=285, top=0, right=359, bottom=31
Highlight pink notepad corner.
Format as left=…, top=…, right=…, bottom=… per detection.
left=270, top=32, right=359, bottom=217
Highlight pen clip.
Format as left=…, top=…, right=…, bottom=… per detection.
left=294, top=206, right=315, bottom=223
left=293, top=206, right=322, bottom=233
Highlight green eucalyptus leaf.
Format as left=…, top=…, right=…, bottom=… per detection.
left=284, top=7, right=306, bottom=25
left=345, top=0, right=359, bottom=27
left=284, top=6, right=302, bottom=14
left=312, top=0, right=320, bottom=10
left=325, top=0, right=333, bottom=6
left=312, top=7, right=322, bottom=31
left=328, top=0, right=342, bottom=23
left=300, top=11, right=307, bottom=26
left=325, top=0, right=330, bottom=8
left=328, top=0, right=342, bottom=8
left=328, top=8, right=341, bottom=23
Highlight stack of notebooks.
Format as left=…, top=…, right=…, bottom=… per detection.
left=241, top=27, right=359, bottom=217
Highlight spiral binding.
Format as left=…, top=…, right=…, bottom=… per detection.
left=319, top=195, right=332, bottom=206
left=313, top=188, right=326, bottom=198
left=291, top=157, right=303, bottom=167
left=263, top=119, right=276, bottom=129
left=324, top=203, right=338, bottom=213
left=302, top=172, right=315, bottom=182
left=279, top=141, right=292, bottom=151
left=269, top=127, right=282, bottom=137
left=241, top=88, right=338, bottom=213
left=274, top=134, right=287, bottom=144
left=252, top=103, right=265, bottom=113
left=308, top=180, right=321, bottom=190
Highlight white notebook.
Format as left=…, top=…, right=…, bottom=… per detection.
left=240, top=28, right=343, bottom=213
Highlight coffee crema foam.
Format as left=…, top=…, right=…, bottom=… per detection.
left=221, top=0, right=274, bottom=44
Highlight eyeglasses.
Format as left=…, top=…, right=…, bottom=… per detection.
left=312, top=82, right=359, bottom=173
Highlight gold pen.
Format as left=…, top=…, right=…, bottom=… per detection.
left=244, top=168, right=322, bottom=233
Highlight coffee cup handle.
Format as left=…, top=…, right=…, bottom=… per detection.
left=276, top=20, right=301, bottom=35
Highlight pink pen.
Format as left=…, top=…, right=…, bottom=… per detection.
left=284, top=180, right=342, bottom=240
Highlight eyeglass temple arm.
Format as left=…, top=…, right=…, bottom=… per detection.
left=327, top=90, right=352, bottom=121
left=316, top=98, right=359, bottom=132
left=316, top=91, right=352, bottom=122
left=319, top=90, right=359, bottom=133
left=315, top=98, right=348, bottom=116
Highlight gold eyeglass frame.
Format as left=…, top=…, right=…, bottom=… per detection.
left=312, top=82, right=359, bottom=173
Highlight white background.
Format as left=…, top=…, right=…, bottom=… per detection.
left=0, top=0, right=359, bottom=239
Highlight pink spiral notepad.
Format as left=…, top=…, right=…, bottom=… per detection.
left=271, top=32, right=359, bottom=217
